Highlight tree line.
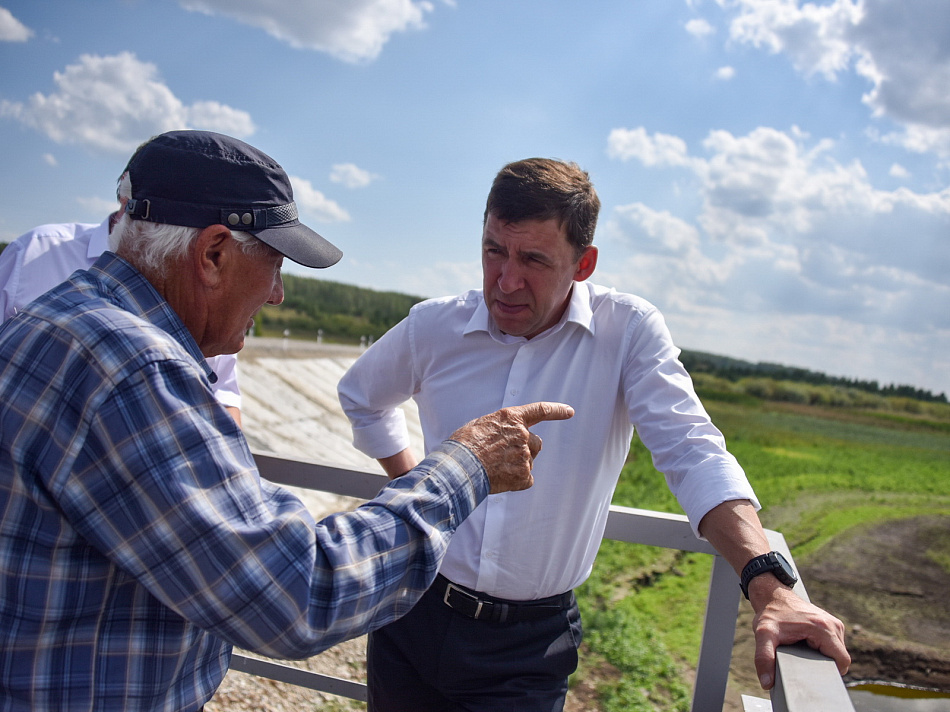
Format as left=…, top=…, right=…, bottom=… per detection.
left=680, top=351, right=946, bottom=404
left=255, top=273, right=424, bottom=343
left=264, top=273, right=946, bottom=406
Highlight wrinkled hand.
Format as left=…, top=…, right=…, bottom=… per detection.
left=450, top=402, right=574, bottom=494
left=751, top=584, right=850, bottom=689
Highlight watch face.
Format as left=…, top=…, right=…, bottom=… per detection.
left=772, top=552, right=798, bottom=587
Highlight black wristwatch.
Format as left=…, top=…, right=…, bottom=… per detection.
left=739, top=551, right=798, bottom=599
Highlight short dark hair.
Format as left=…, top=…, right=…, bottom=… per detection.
left=484, top=158, right=600, bottom=258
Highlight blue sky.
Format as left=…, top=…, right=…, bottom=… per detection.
left=0, top=0, right=947, bottom=396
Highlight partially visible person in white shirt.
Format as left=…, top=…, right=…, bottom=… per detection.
left=338, top=157, right=851, bottom=712
left=0, top=173, right=243, bottom=424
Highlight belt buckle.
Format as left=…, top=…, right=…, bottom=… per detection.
left=444, top=582, right=484, bottom=619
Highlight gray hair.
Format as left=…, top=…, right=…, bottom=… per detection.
left=111, top=174, right=273, bottom=278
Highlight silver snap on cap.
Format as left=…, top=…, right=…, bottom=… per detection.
left=228, top=213, right=240, bottom=226
left=242, top=212, right=253, bottom=225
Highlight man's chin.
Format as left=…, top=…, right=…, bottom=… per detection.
left=493, top=317, right=532, bottom=338
left=490, top=305, right=528, bottom=333
left=202, top=337, right=245, bottom=359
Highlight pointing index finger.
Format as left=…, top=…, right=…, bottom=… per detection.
left=512, top=402, right=575, bottom=428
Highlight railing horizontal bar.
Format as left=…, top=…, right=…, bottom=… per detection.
left=254, top=451, right=388, bottom=500
left=228, top=653, right=367, bottom=701
left=771, top=643, right=855, bottom=712
left=253, top=452, right=720, bottom=554
left=604, top=503, right=718, bottom=554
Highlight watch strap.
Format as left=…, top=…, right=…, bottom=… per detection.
left=739, top=551, right=797, bottom=599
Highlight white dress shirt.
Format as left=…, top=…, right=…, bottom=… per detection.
left=339, top=281, right=759, bottom=600
left=0, top=219, right=241, bottom=408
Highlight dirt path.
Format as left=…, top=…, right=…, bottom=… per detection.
left=803, top=515, right=950, bottom=689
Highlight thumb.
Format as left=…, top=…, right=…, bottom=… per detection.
left=754, top=635, right=777, bottom=690
left=512, top=401, right=575, bottom=428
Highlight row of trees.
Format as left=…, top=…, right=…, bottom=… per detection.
left=679, top=350, right=947, bottom=404
left=256, top=274, right=424, bottom=343
left=262, top=274, right=947, bottom=406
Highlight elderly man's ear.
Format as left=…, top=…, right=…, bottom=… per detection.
left=193, top=225, right=235, bottom=289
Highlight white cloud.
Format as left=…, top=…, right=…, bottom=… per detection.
left=0, top=52, right=255, bottom=154
left=851, top=0, right=950, bottom=127
left=685, top=18, right=715, bottom=38
left=721, top=0, right=950, bottom=158
left=186, top=100, right=256, bottom=138
left=76, top=195, right=121, bottom=216
left=725, top=0, right=862, bottom=80
left=289, top=175, right=350, bottom=223
left=607, top=127, right=694, bottom=168
left=612, top=203, right=702, bottom=254
left=0, top=7, right=32, bottom=42
left=344, top=258, right=479, bottom=299
left=714, top=65, right=736, bottom=81
left=330, top=162, right=380, bottom=189
left=42, top=153, right=57, bottom=166
left=877, top=121, right=950, bottom=160
left=178, top=0, right=435, bottom=63
left=605, top=124, right=950, bottom=351
left=889, top=163, right=909, bottom=179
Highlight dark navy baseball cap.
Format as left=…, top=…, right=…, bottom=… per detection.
left=124, top=130, right=343, bottom=269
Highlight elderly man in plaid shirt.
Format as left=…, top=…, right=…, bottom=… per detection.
left=0, top=130, right=572, bottom=712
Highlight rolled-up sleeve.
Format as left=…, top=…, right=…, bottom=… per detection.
left=338, top=317, right=417, bottom=459
left=621, top=307, right=759, bottom=536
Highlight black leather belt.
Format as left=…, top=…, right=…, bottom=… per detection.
left=433, top=574, right=573, bottom=623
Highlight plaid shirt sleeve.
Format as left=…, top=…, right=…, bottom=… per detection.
left=56, top=355, right=488, bottom=659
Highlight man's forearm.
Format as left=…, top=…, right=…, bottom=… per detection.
left=698, top=499, right=771, bottom=582
left=379, top=448, right=418, bottom=479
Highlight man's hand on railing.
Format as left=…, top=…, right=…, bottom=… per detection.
left=698, top=499, right=852, bottom=693
left=750, top=578, right=851, bottom=690
left=450, top=402, right=574, bottom=494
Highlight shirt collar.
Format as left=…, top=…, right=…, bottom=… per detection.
left=87, top=216, right=113, bottom=261
left=88, top=252, right=216, bottom=383
left=464, top=282, right=595, bottom=342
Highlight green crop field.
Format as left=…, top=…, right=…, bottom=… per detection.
left=571, top=395, right=950, bottom=712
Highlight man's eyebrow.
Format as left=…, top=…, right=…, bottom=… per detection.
left=517, top=246, right=552, bottom=262
left=482, top=236, right=552, bottom=262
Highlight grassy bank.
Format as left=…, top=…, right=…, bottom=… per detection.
left=571, top=395, right=950, bottom=711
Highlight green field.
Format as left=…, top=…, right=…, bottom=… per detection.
left=572, top=395, right=950, bottom=711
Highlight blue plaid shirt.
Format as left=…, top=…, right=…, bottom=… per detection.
left=0, top=253, right=487, bottom=711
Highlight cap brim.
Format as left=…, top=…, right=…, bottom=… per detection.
left=254, top=224, right=343, bottom=269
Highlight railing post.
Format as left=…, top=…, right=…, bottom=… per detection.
left=691, top=554, right=741, bottom=712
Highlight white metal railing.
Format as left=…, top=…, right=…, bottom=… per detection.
left=227, top=451, right=854, bottom=712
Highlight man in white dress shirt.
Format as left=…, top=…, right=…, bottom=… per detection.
left=338, top=158, right=850, bottom=711
left=0, top=174, right=242, bottom=422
